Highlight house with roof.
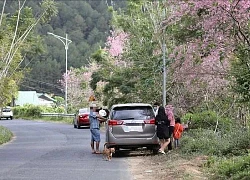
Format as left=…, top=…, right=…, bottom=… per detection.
left=15, top=91, right=56, bottom=107
left=37, top=93, right=56, bottom=107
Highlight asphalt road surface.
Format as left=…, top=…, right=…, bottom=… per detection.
left=0, top=119, right=132, bottom=180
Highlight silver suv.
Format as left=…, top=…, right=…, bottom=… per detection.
left=105, top=103, right=159, bottom=154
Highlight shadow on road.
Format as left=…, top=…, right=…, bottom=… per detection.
left=113, top=149, right=156, bottom=158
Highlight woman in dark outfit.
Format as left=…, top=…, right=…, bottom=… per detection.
left=155, top=106, right=170, bottom=154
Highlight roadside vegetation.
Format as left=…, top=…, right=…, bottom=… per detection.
left=13, top=104, right=73, bottom=124
left=177, top=124, right=250, bottom=179
left=0, top=126, right=13, bottom=145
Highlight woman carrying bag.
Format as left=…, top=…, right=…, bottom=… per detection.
left=155, top=106, right=170, bottom=154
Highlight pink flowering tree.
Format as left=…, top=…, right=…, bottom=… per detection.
left=90, top=29, right=130, bottom=106
left=59, top=62, right=98, bottom=110
left=60, top=29, right=129, bottom=109
left=105, top=30, right=128, bottom=58
left=159, top=0, right=250, bottom=118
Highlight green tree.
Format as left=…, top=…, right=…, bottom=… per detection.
left=91, top=1, right=167, bottom=106
left=0, top=0, right=58, bottom=108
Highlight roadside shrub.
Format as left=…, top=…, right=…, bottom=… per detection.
left=13, top=105, right=66, bottom=118
left=208, top=155, right=250, bottom=180
left=180, top=128, right=221, bottom=155
left=182, top=110, right=232, bottom=131
left=25, top=105, right=42, bottom=117
left=180, top=127, right=250, bottom=156
left=0, top=126, right=13, bottom=145
left=13, top=104, right=42, bottom=117
left=13, top=106, right=25, bottom=117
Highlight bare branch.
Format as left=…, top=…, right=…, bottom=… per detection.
left=220, top=4, right=250, bottom=48
left=1, top=0, right=27, bottom=78
left=0, top=0, right=6, bottom=27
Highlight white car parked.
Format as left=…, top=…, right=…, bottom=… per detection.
left=0, top=107, right=13, bottom=120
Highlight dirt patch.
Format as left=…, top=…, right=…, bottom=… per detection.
left=127, top=150, right=209, bottom=180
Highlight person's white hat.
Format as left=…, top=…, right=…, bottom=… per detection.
left=99, top=109, right=107, bottom=117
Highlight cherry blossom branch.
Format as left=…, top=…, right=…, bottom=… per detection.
left=220, top=4, right=250, bottom=48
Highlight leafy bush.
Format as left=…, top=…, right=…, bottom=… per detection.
left=13, top=104, right=42, bottom=117
left=182, top=110, right=232, bottom=131
left=180, top=129, right=221, bottom=155
left=26, top=105, right=42, bottom=117
left=180, top=128, right=250, bottom=156
left=208, top=155, right=250, bottom=180
left=0, top=126, right=13, bottom=145
left=13, top=104, right=65, bottom=118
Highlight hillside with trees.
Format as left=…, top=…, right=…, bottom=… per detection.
left=18, top=0, right=126, bottom=96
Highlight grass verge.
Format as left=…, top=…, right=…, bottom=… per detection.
left=17, top=116, right=73, bottom=125
left=0, top=126, right=13, bottom=145
left=179, top=127, right=250, bottom=179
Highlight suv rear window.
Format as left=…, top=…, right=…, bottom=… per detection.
left=2, top=108, right=11, bottom=112
left=111, top=106, right=155, bottom=120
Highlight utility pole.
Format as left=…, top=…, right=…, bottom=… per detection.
left=162, top=1, right=167, bottom=107
left=47, top=32, right=72, bottom=113
left=162, top=43, right=166, bottom=107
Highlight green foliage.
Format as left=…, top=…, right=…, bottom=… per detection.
left=53, top=96, right=64, bottom=107
left=13, top=104, right=65, bottom=118
left=0, top=78, right=19, bottom=108
left=0, top=0, right=58, bottom=107
left=180, top=129, right=221, bottom=155
left=0, top=126, right=13, bottom=145
left=180, top=128, right=250, bottom=157
left=91, top=1, right=167, bottom=106
left=40, top=0, right=58, bottom=24
left=91, top=48, right=109, bottom=63
left=182, top=110, right=232, bottom=131
left=208, top=155, right=250, bottom=180
left=230, top=46, right=250, bottom=103
left=13, top=105, right=42, bottom=117
left=165, top=15, right=202, bottom=45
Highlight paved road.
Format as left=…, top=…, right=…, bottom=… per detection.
left=0, top=119, right=132, bottom=180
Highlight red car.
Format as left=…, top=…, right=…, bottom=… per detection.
left=73, top=108, right=90, bottom=129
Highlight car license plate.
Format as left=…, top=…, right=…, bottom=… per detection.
left=124, top=126, right=142, bottom=132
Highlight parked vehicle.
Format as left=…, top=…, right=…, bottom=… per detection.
left=105, top=103, right=159, bottom=154
left=73, top=108, right=90, bottom=129
left=0, top=107, right=13, bottom=120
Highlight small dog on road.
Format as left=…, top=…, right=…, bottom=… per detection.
left=103, top=143, right=115, bottom=161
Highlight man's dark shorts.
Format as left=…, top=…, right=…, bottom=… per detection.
left=90, top=128, right=100, bottom=142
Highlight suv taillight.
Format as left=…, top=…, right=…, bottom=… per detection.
left=108, top=120, right=124, bottom=125
left=144, top=119, right=155, bottom=124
